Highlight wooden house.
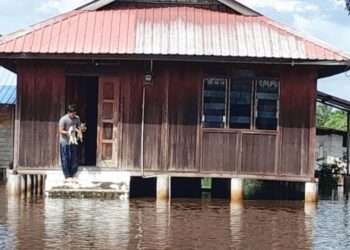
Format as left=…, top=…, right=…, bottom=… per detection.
left=0, top=0, right=350, bottom=199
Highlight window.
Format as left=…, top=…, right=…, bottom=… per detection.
left=255, top=79, right=279, bottom=130
left=202, top=76, right=279, bottom=130
left=202, top=78, right=227, bottom=128
left=230, top=79, right=253, bottom=129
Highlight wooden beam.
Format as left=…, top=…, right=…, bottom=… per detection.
left=217, top=0, right=260, bottom=16
left=80, top=0, right=116, bottom=10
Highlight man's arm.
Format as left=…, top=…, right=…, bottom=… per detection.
left=58, top=117, right=68, bottom=135
left=59, top=127, right=69, bottom=135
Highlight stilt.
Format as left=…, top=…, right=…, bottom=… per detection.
left=231, top=178, right=244, bottom=201
left=305, top=182, right=318, bottom=202
left=42, top=175, right=46, bottom=194
left=38, top=175, right=43, bottom=195
left=157, top=175, right=170, bottom=201
left=21, top=175, right=26, bottom=193
left=27, top=175, right=33, bottom=194
left=33, top=175, right=38, bottom=195
left=344, top=176, right=350, bottom=193
left=0, top=168, right=6, bottom=181
left=6, top=171, right=21, bottom=195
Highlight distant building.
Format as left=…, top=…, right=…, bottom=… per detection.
left=316, top=127, right=347, bottom=170
left=0, top=67, right=16, bottom=168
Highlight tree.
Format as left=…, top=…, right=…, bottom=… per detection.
left=347, top=0, right=350, bottom=14
left=316, top=103, right=332, bottom=126
left=323, top=110, right=347, bottom=130
left=317, top=103, right=347, bottom=131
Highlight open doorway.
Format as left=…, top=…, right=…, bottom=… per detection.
left=66, top=76, right=98, bottom=166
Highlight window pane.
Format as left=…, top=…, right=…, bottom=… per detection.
left=229, top=79, right=252, bottom=129
left=202, top=78, right=226, bottom=128
left=255, top=79, right=279, bottom=130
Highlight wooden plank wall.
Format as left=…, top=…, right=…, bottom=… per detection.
left=202, top=131, right=239, bottom=172
left=143, top=64, right=167, bottom=171
left=14, top=60, right=317, bottom=181
left=119, top=65, right=143, bottom=170
left=279, top=66, right=317, bottom=177
left=167, top=63, right=200, bottom=171
left=241, top=133, right=276, bottom=174
left=17, top=63, right=65, bottom=169
left=109, top=62, right=201, bottom=172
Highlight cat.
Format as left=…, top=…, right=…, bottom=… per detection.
left=68, top=123, right=86, bottom=145
left=77, top=123, right=87, bottom=143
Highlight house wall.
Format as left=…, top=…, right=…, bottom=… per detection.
left=97, top=61, right=317, bottom=181
left=16, top=63, right=65, bottom=169
left=16, top=61, right=317, bottom=182
left=0, top=105, right=14, bottom=168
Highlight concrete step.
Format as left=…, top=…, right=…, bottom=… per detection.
left=45, top=168, right=130, bottom=199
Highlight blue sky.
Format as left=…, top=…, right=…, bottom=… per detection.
left=0, top=0, right=349, bottom=100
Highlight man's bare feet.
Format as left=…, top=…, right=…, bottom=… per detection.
left=65, top=177, right=73, bottom=182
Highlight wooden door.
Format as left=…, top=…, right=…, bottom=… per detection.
left=97, top=76, right=120, bottom=168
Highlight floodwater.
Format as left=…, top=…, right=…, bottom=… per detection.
left=0, top=183, right=349, bottom=250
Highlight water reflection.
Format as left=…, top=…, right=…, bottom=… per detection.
left=1, top=184, right=350, bottom=249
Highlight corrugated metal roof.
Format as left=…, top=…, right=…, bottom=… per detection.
left=0, top=7, right=349, bottom=62
left=0, top=67, right=16, bottom=104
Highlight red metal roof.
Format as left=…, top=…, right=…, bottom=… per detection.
left=0, top=7, right=349, bottom=62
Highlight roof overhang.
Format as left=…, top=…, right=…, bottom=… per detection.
left=0, top=53, right=348, bottom=78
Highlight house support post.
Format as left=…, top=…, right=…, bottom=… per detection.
left=33, top=175, right=38, bottom=195
left=6, top=171, right=21, bottom=195
left=231, top=178, right=244, bottom=201
left=347, top=112, right=350, bottom=175
left=157, top=175, right=170, bottom=201
left=305, top=182, right=318, bottom=202
left=38, top=175, right=43, bottom=195
left=27, top=175, right=32, bottom=195
left=20, top=175, right=26, bottom=193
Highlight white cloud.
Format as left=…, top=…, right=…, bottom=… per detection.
left=241, top=0, right=319, bottom=14
left=37, top=0, right=90, bottom=14
left=328, top=0, right=346, bottom=8
left=318, top=74, right=350, bottom=101
left=292, top=14, right=350, bottom=52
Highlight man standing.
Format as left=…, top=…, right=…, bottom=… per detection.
left=59, top=104, right=81, bottom=180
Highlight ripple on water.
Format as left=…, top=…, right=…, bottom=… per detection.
left=0, top=186, right=350, bottom=249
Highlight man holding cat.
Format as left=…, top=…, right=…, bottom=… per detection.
left=58, top=104, right=82, bottom=181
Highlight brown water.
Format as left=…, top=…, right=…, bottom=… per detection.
left=0, top=183, right=349, bottom=250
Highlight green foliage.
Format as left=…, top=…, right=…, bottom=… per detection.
left=201, top=177, right=212, bottom=189
left=316, top=104, right=332, bottom=126
left=316, top=163, right=342, bottom=195
left=316, top=103, right=347, bottom=131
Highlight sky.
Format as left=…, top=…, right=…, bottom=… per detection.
left=0, top=0, right=349, bottom=100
